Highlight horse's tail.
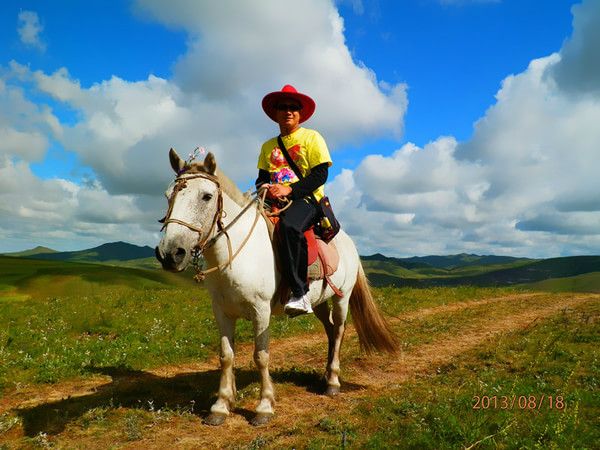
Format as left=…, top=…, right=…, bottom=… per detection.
left=349, top=263, right=400, bottom=354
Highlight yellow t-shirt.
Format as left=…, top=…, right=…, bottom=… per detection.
left=257, top=127, right=332, bottom=202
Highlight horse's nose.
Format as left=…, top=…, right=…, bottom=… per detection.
left=156, top=245, right=186, bottom=271
left=173, top=247, right=186, bottom=264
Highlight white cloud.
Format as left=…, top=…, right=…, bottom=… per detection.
left=0, top=65, right=60, bottom=161
left=516, top=211, right=600, bottom=236
left=12, top=1, right=407, bottom=194
left=327, top=0, right=600, bottom=257
left=13, top=0, right=406, bottom=197
left=33, top=67, right=85, bottom=103
left=1, top=0, right=407, bottom=251
left=0, top=156, right=160, bottom=251
left=17, top=10, right=46, bottom=51
left=135, top=0, right=407, bottom=144
left=0, top=127, right=47, bottom=161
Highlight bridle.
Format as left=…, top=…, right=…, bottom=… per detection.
left=160, top=169, right=271, bottom=281
left=161, top=171, right=225, bottom=249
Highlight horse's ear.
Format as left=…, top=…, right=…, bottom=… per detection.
left=204, top=152, right=217, bottom=175
left=169, top=148, right=185, bottom=174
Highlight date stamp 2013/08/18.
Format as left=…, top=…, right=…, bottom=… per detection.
left=472, top=395, right=565, bottom=410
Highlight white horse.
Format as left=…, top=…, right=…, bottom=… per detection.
left=156, top=149, right=398, bottom=426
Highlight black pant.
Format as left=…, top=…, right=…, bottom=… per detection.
left=278, top=198, right=319, bottom=298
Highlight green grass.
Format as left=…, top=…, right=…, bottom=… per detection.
left=98, top=257, right=162, bottom=270
left=316, top=300, right=600, bottom=450
left=525, top=271, right=600, bottom=293
left=0, top=286, right=214, bottom=390
left=362, top=260, right=425, bottom=278
left=0, top=258, right=330, bottom=393
left=411, top=260, right=534, bottom=278
left=372, top=285, right=524, bottom=316
left=2, top=256, right=598, bottom=448
left=0, top=256, right=191, bottom=295
left=0, top=257, right=524, bottom=396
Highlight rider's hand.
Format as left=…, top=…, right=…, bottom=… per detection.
left=267, top=184, right=292, bottom=200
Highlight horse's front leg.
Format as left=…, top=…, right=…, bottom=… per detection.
left=205, top=310, right=236, bottom=426
left=250, top=311, right=275, bottom=426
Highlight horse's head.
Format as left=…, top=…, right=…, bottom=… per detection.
left=155, top=148, right=221, bottom=272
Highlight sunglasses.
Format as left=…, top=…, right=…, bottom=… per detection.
left=275, top=103, right=302, bottom=112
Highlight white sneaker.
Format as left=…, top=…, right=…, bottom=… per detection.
left=284, top=293, right=313, bottom=317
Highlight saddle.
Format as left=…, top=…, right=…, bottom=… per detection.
left=305, top=227, right=343, bottom=297
left=306, top=228, right=339, bottom=277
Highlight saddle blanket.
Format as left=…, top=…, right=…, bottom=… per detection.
left=305, top=227, right=339, bottom=280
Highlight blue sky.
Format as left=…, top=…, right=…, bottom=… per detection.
left=1, top=0, right=599, bottom=257
left=339, top=0, right=576, bottom=142
left=0, top=0, right=186, bottom=181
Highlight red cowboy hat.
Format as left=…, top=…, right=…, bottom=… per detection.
left=262, top=85, right=316, bottom=124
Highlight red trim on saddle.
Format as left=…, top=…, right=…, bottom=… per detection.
left=305, top=227, right=318, bottom=266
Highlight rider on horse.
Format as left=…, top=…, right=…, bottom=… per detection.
left=255, top=85, right=332, bottom=317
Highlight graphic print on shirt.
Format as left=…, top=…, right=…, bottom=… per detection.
left=269, top=144, right=301, bottom=185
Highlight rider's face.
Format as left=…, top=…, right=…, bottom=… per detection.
left=276, top=100, right=301, bottom=134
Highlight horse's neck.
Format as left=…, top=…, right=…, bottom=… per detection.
left=204, top=192, right=272, bottom=268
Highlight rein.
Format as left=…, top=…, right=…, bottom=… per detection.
left=161, top=171, right=286, bottom=282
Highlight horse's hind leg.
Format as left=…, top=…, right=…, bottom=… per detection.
left=250, top=312, right=276, bottom=426
left=205, top=311, right=236, bottom=426
left=313, top=300, right=347, bottom=396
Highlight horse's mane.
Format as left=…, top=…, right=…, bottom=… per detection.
left=186, top=162, right=247, bottom=208
left=215, top=168, right=248, bottom=207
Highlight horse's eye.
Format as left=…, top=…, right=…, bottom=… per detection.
left=202, top=193, right=213, bottom=201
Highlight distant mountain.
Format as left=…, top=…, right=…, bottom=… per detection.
left=0, top=255, right=194, bottom=299
left=6, top=242, right=599, bottom=291
left=1, top=246, right=58, bottom=257
left=402, top=253, right=534, bottom=269
left=363, top=255, right=600, bottom=289
left=362, top=253, right=432, bottom=270
left=23, top=241, right=155, bottom=263
left=362, top=252, right=533, bottom=270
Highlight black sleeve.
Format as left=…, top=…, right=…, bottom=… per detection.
left=290, top=163, right=329, bottom=200
left=255, top=169, right=271, bottom=190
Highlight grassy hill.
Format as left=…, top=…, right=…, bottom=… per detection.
left=0, top=256, right=193, bottom=302
left=99, top=257, right=162, bottom=270
left=363, top=255, right=600, bottom=291
left=524, top=271, right=600, bottom=293
left=1, top=246, right=58, bottom=257
left=4, top=241, right=599, bottom=292
left=361, top=259, right=426, bottom=279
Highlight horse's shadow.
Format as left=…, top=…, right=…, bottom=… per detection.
left=15, top=365, right=363, bottom=437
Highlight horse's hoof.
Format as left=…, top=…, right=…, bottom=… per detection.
left=250, top=412, right=273, bottom=426
left=204, top=412, right=227, bottom=426
left=325, top=385, right=340, bottom=397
